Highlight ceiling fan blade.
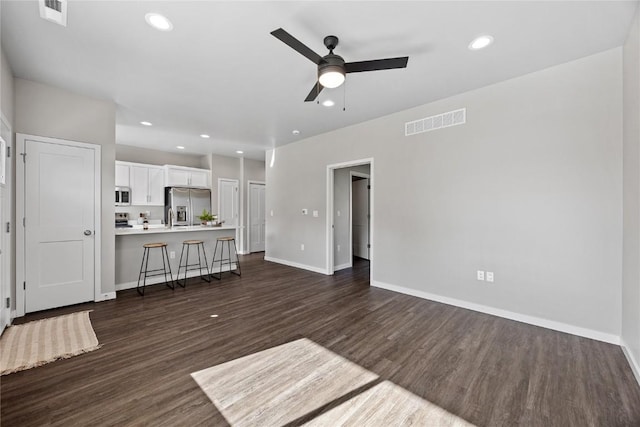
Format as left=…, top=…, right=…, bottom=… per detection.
left=344, top=57, right=409, bottom=73
left=271, top=28, right=323, bottom=65
left=304, top=82, right=324, bottom=102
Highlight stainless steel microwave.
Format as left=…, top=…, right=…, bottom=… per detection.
left=115, top=187, right=131, bottom=206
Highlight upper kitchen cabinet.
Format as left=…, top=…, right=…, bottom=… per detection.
left=130, top=164, right=165, bottom=206
left=115, top=162, right=130, bottom=187
left=164, top=165, right=210, bottom=189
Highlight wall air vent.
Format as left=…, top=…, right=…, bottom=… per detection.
left=39, top=0, right=67, bottom=27
left=405, top=108, right=466, bottom=137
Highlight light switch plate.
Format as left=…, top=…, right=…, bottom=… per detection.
left=477, top=270, right=485, bottom=281
left=313, top=210, right=318, bottom=217
left=486, top=272, right=494, bottom=282
left=302, top=209, right=308, bottom=215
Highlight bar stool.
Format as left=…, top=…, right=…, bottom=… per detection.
left=137, top=242, right=174, bottom=296
left=176, top=240, right=211, bottom=287
left=211, top=236, right=241, bottom=280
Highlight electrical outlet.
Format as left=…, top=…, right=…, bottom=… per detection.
left=300, top=243, right=305, bottom=251
left=270, top=210, right=274, bottom=217
left=477, top=270, right=485, bottom=281
left=337, top=244, right=341, bottom=252
left=313, top=210, right=318, bottom=217
left=337, top=210, right=341, bottom=217
left=170, top=251, right=175, bottom=259
left=486, top=272, right=494, bottom=282
left=302, top=208, right=308, bottom=215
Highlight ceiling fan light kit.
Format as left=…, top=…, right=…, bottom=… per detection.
left=271, top=28, right=409, bottom=102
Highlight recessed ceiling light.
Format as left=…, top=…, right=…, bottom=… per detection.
left=322, top=100, right=335, bottom=107
left=145, top=13, right=173, bottom=31
left=176, top=146, right=185, bottom=150
left=468, top=35, right=494, bottom=50
left=200, top=134, right=210, bottom=138
left=236, top=150, right=244, bottom=154
left=292, top=129, right=300, bottom=135
left=140, top=121, right=152, bottom=126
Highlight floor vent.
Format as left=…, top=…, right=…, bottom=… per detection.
left=405, top=108, right=466, bottom=137
left=39, top=0, right=67, bottom=27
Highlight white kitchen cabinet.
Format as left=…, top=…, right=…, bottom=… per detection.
left=164, top=165, right=210, bottom=189
left=129, top=164, right=165, bottom=206
left=115, top=162, right=130, bottom=187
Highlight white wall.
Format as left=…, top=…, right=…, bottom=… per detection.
left=15, top=78, right=117, bottom=296
left=622, top=4, right=640, bottom=382
left=266, top=48, right=623, bottom=341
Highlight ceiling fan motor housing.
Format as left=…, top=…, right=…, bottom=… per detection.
left=318, top=53, right=345, bottom=76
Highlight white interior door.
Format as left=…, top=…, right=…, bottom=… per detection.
left=218, top=179, right=238, bottom=227
left=352, top=177, right=370, bottom=260
left=24, top=138, right=96, bottom=313
left=249, top=183, right=265, bottom=252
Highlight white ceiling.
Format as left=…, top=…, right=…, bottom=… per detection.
left=1, top=1, right=637, bottom=161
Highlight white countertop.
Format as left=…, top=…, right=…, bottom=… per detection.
left=115, top=225, right=237, bottom=236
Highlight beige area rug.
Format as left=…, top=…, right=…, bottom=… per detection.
left=191, top=338, right=379, bottom=426
left=192, top=338, right=476, bottom=426
left=305, top=380, right=475, bottom=426
left=0, top=310, right=100, bottom=375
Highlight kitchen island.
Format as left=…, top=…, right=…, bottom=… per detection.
left=115, top=225, right=238, bottom=291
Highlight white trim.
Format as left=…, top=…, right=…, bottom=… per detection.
left=16, top=134, right=102, bottom=317
left=334, top=263, right=351, bottom=271
left=0, top=113, right=12, bottom=331
left=264, top=256, right=328, bottom=275
left=371, top=279, right=621, bottom=345
left=621, top=339, right=640, bottom=387
left=239, top=160, right=245, bottom=253
left=350, top=171, right=370, bottom=264
left=95, top=291, right=116, bottom=301
left=247, top=180, right=266, bottom=254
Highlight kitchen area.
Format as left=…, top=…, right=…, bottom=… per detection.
left=114, top=146, right=265, bottom=292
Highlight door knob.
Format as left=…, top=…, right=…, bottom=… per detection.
left=84, top=230, right=92, bottom=236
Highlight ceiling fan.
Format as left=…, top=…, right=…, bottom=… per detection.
left=270, top=28, right=409, bottom=102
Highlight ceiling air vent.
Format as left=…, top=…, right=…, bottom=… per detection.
left=405, top=108, right=466, bottom=137
left=39, top=0, right=67, bottom=27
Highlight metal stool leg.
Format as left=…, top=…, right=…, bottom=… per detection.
left=198, top=243, right=211, bottom=283
left=176, top=243, right=186, bottom=288
left=231, top=239, right=241, bottom=276
left=212, top=239, right=221, bottom=280
left=162, top=246, right=175, bottom=290
left=137, top=247, right=149, bottom=296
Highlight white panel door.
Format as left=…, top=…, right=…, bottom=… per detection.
left=25, top=139, right=95, bottom=312
left=352, top=178, right=370, bottom=260
left=249, top=183, right=265, bottom=252
left=218, top=179, right=238, bottom=227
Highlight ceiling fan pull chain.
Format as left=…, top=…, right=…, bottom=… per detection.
left=343, top=79, right=347, bottom=112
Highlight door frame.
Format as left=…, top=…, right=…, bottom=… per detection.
left=350, top=171, right=370, bottom=264
left=16, top=134, right=102, bottom=317
left=247, top=180, right=265, bottom=254
left=326, top=158, right=374, bottom=278
left=0, top=112, right=12, bottom=332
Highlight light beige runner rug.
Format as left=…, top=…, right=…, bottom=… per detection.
left=0, top=310, right=100, bottom=375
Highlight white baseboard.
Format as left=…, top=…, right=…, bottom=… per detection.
left=95, top=292, right=116, bottom=302
left=371, top=280, right=620, bottom=345
left=115, top=264, right=238, bottom=291
left=264, top=256, right=328, bottom=275
left=334, top=262, right=352, bottom=272
left=621, top=339, right=640, bottom=387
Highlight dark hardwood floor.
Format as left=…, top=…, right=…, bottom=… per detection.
left=2, top=254, right=639, bottom=426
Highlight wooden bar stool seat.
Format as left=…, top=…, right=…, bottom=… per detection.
left=210, top=236, right=241, bottom=280
left=137, top=242, right=174, bottom=296
left=176, top=239, right=210, bottom=287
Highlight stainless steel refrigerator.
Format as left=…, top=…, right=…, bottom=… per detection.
left=165, top=187, right=212, bottom=226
